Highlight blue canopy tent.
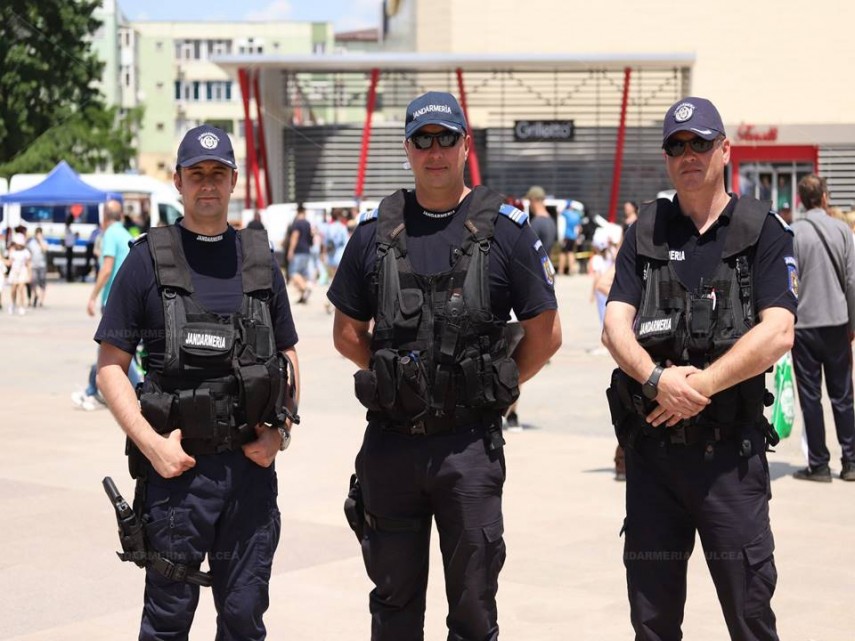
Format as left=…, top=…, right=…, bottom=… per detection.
left=0, top=161, right=115, bottom=205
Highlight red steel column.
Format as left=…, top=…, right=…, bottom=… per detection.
left=455, top=68, right=482, bottom=186
left=238, top=68, right=255, bottom=209
left=608, top=67, right=632, bottom=223
left=355, top=68, right=380, bottom=200
left=252, top=70, right=272, bottom=208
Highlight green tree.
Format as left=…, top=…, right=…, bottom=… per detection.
left=0, top=1, right=139, bottom=177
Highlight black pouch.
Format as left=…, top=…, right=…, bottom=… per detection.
left=237, top=362, right=275, bottom=428
left=125, top=438, right=147, bottom=480
left=687, top=296, right=714, bottom=352
left=372, top=349, right=400, bottom=410
left=343, top=474, right=365, bottom=541
left=636, top=311, right=682, bottom=356
left=354, top=369, right=382, bottom=412
left=139, top=379, right=177, bottom=434
left=393, top=290, right=423, bottom=332
left=397, top=353, right=429, bottom=418
left=492, top=357, right=520, bottom=409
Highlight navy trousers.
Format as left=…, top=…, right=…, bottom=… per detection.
left=355, top=423, right=506, bottom=641
left=791, top=325, right=855, bottom=468
left=623, top=428, right=778, bottom=641
left=139, top=450, right=280, bottom=641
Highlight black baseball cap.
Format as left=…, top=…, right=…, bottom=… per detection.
left=404, top=91, right=468, bottom=139
left=662, top=97, right=725, bottom=144
left=176, top=124, right=237, bottom=170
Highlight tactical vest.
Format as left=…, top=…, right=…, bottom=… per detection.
left=634, top=196, right=772, bottom=423
left=136, top=225, right=286, bottom=456
left=353, top=186, right=522, bottom=435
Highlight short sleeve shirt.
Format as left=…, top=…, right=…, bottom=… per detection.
left=608, top=195, right=798, bottom=317
left=100, top=221, right=134, bottom=305
left=327, top=190, right=558, bottom=323
left=95, top=225, right=297, bottom=372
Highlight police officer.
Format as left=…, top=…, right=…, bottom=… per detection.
left=96, top=124, right=300, bottom=640
left=603, top=97, right=797, bottom=641
left=328, top=91, right=561, bottom=641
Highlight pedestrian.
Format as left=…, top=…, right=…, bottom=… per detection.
left=789, top=174, right=855, bottom=482
left=63, top=214, right=77, bottom=282
left=328, top=90, right=561, bottom=641
left=5, top=232, right=31, bottom=315
left=286, top=204, right=314, bottom=303
left=26, top=227, right=48, bottom=308
left=622, top=200, right=638, bottom=228
left=95, top=124, right=300, bottom=640
left=72, top=200, right=138, bottom=411
left=527, top=185, right=558, bottom=269
left=558, top=201, right=582, bottom=276
left=247, top=209, right=265, bottom=230
left=603, top=96, right=797, bottom=640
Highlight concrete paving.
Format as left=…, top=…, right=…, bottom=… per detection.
left=0, top=274, right=852, bottom=640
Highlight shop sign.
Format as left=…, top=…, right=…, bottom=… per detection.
left=513, top=120, right=575, bottom=142
left=736, top=123, right=779, bottom=142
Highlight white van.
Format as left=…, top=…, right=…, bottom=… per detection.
left=3, top=173, right=183, bottom=277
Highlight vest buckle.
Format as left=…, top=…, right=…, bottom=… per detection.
left=410, top=421, right=426, bottom=435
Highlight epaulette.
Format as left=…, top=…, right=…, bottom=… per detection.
left=498, top=203, right=528, bottom=226
left=130, top=232, right=148, bottom=248
left=769, top=210, right=793, bottom=234
left=358, top=209, right=379, bottom=225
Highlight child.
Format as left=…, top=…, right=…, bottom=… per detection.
left=6, top=233, right=32, bottom=315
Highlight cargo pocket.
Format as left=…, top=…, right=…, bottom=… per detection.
left=145, top=504, right=195, bottom=565
left=482, top=517, right=506, bottom=591
left=743, top=529, right=777, bottom=619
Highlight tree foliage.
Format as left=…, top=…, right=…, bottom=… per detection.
left=0, top=1, right=139, bottom=177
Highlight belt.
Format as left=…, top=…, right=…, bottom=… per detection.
left=641, top=421, right=738, bottom=446
left=374, top=409, right=500, bottom=437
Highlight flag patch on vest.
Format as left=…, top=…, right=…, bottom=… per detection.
left=637, top=317, right=673, bottom=337
left=785, top=256, right=799, bottom=299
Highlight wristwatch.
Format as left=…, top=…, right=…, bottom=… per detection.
left=642, top=365, right=664, bottom=400
left=277, top=426, right=291, bottom=451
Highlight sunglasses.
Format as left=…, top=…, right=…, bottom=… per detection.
left=662, top=136, right=721, bottom=157
left=408, top=131, right=461, bottom=150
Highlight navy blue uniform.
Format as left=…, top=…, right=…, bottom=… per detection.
left=608, top=196, right=796, bottom=641
left=96, top=225, right=296, bottom=641
left=328, top=190, right=556, bottom=641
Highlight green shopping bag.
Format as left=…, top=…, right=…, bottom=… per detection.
left=770, top=353, right=795, bottom=439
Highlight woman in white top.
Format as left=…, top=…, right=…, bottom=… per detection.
left=6, top=233, right=32, bottom=315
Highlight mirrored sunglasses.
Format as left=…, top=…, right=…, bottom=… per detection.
left=662, top=136, right=720, bottom=157
left=409, top=131, right=461, bottom=150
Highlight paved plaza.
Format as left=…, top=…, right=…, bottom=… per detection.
left=0, top=274, right=851, bottom=640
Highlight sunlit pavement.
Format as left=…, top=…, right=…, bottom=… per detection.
left=0, top=274, right=851, bottom=640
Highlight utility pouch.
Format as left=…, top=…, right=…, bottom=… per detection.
left=138, top=379, right=177, bottom=434
left=393, top=290, right=424, bottom=332
left=397, top=353, right=429, bottom=418
left=354, top=369, right=382, bottom=412
left=177, top=388, right=215, bottom=439
left=343, top=474, right=366, bottom=541
left=237, top=362, right=275, bottom=429
left=636, top=311, right=682, bottom=356
left=687, top=295, right=715, bottom=352
left=492, top=357, right=520, bottom=409
left=372, top=349, right=400, bottom=410
left=125, top=438, right=147, bottom=480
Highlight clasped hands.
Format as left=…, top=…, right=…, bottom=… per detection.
left=645, top=363, right=713, bottom=428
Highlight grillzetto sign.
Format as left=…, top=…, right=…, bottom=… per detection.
left=513, top=120, right=575, bottom=142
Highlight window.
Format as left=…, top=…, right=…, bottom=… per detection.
left=156, top=41, right=163, bottom=51
left=207, top=81, right=230, bottom=102
left=236, top=38, right=264, bottom=55
left=156, top=122, right=164, bottom=132
left=156, top=81, right=163, bottom=90
left=210, top=40, right=231, bottom=56
left=205, top=119, right=234, bottom=134
left=124, top=72, right=131, bottom=87
left=159, top=203, right=182, bottom=225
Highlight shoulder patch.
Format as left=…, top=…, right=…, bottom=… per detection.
left=358, top=209, right=379, bottom=225
left=769, top=211, right=793, bottom=234
left=498, top=203, right=529, bottom=226
left=130, top=232, right=148, bottom=248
